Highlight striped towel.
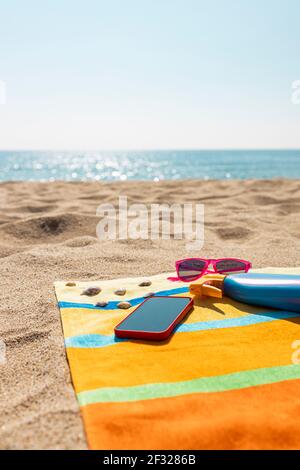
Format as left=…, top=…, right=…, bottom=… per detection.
left=54, top=268, right=300, bottom=449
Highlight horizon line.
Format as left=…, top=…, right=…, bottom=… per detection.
left=1, top=148, right=300, bottom=153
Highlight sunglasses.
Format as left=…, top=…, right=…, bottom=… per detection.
left=173, top=258, right=251, bottom=282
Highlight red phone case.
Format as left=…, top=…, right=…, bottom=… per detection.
left=114, top=296, right=194, bottom=341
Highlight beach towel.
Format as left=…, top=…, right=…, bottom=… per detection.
left=54, top=268, right=300, bottom=450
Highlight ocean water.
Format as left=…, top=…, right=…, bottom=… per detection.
left=0, top=150, right=300, bottom=182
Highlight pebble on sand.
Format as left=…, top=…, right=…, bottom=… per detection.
left=66, top=282, right=76, bottom=287
left=139, top=280, right=152, bottom=287
left=117, top=301, right=132, bottom=309
left=95, top=301, right=108, bottom=307
left=114, top=288, right=126, bottom=296
left=143, top=292, right=155, bottom=298
left=81, top=287, right=101, bottom=296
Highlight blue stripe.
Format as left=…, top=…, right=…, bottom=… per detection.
left=65, top=310, right=299, bottom=349
left=58, top=286, right=189, bottom=310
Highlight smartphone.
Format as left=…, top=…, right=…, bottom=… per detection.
left=114, top=296, right=193, bottom=341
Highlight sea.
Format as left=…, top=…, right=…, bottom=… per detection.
left=0, top=150, right=300, bottom=182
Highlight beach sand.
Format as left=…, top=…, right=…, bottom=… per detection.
left=0, top=178, right=300, bottom=449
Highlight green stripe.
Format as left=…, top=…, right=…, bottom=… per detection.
left=77, top=364, right=300, bottom=406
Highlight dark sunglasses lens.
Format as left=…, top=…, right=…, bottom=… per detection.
left=178, top=260, right=206, bottom=281
left=215, top=259, right=247, bottom=273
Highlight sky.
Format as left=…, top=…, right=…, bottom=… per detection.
left=0, top=0, right=300, bottom=150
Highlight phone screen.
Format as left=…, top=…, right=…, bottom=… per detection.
left=115, top=296, right=192, bottom=333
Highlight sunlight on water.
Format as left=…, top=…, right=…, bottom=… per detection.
left=0, top=150, right=300, bottom=181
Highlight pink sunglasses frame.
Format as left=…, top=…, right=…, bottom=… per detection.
left=175, top=257, right=252, bottom=282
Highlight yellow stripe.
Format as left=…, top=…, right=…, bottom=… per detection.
left=67, top=316, right=300, bottom=392
left=61, top=308, right=129, bottom=338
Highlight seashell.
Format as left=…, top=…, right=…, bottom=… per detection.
left=143, top=292, right=155, bottom=298
left=114, top=288, right=126, bottom=296
left=139, top=280, right=152, bottom=287
left=81, top=286, right=101, bottom=296
left=95, top=301, right=108, bottom=308
left=117, top=301, right=132, bottom=309
left=66, top=282, right=76, bottom=287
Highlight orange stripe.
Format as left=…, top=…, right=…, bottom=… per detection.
left=67, top=317, right=300, bottom=391
left=81, top=378, right=300, bottom=450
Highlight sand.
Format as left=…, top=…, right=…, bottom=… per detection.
left=0, top=178, right=300, bottom=449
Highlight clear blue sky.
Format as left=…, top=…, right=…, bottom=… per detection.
left=0, top=0, right=299, bottom=150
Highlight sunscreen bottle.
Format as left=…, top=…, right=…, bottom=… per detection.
left=190, top=273, right=300, bottom=313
